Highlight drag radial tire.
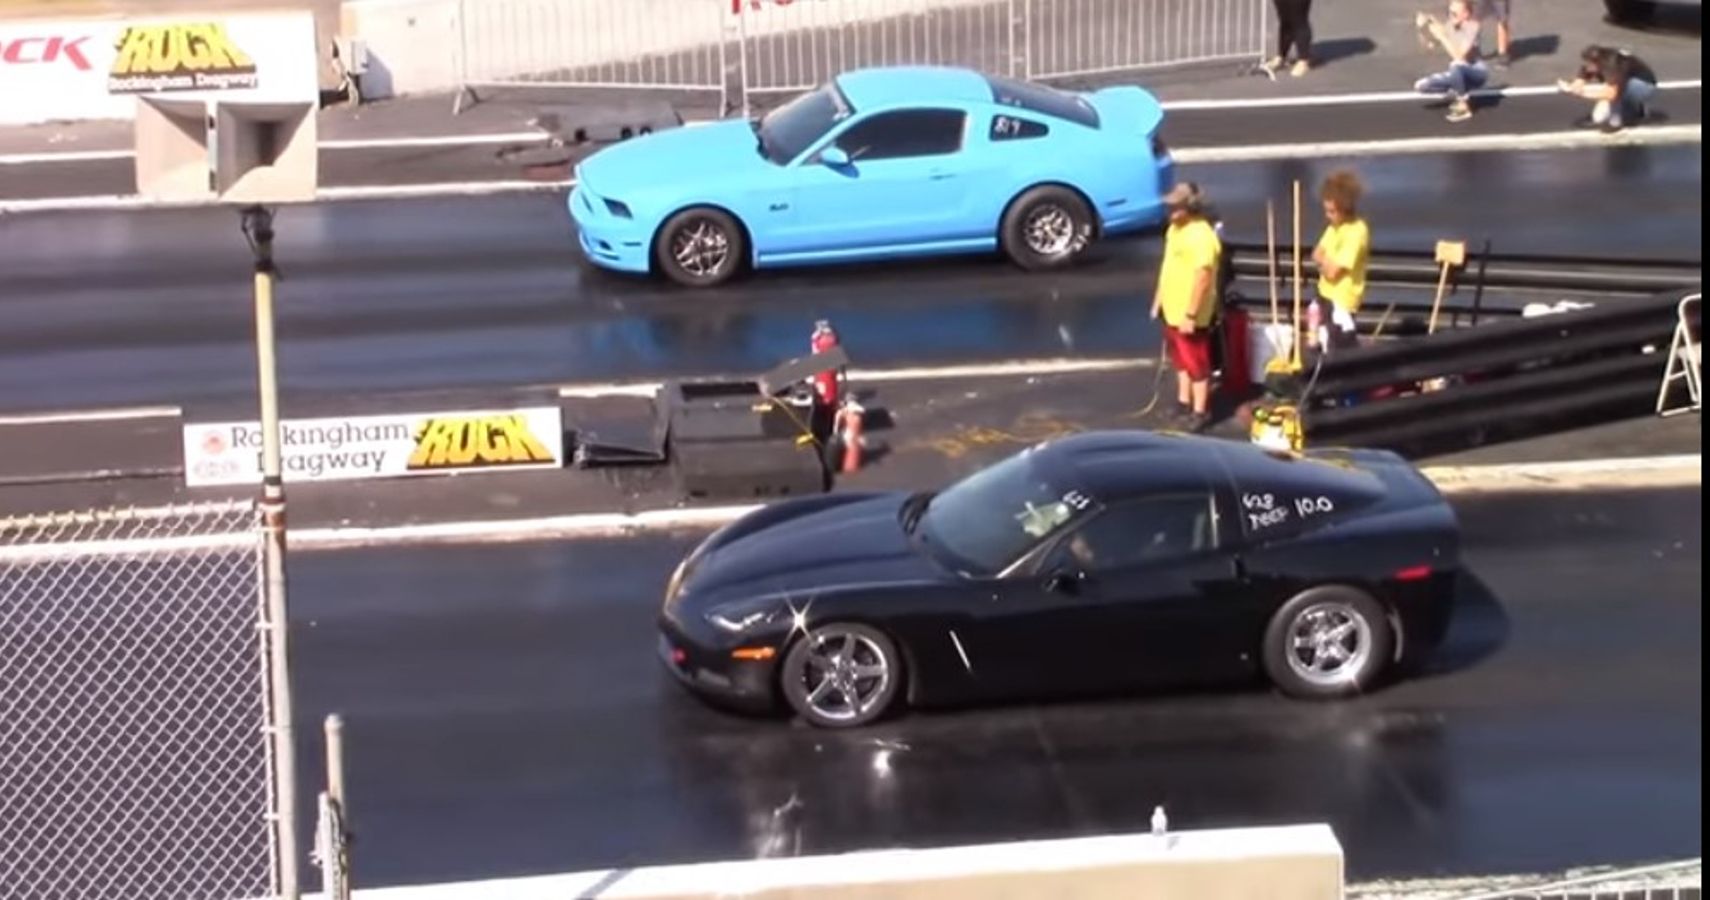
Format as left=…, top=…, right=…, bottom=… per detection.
left=780, top=622, right=904, bottom=729
left=654, top=206, right=746, bottom=288
left=1262, top=585, right=1395, bottom=700
left=1000, top=184, right=1096, bottom=271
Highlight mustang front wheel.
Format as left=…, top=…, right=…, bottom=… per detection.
left=780, top=622, right=903, bottom=728
left=655, top=207, right=745, bottom=288
left=1000, top=185, right=1095, bottom=271
left=1262, top=586, right=1394, bottom=699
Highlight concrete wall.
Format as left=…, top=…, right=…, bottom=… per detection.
left=290, top=822, right=1346, bottom=900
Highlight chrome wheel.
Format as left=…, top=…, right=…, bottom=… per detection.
left=1023, top=204, right=1075, bottom=256
left=669, top=218, right=731, bottom=278
left=1285, top=601, right=1373, bottom=687
left=796, top=628, right=892, bottom=724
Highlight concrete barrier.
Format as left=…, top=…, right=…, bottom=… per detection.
left=299, top=823, right=1345, bottom=899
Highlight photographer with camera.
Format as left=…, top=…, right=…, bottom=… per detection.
left=1558, top=44, right=1658, bottom=133
left=1412, top=0, right=1487, bottom=123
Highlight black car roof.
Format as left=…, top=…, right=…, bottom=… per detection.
left=1034, top=430, right=1382, bottom=501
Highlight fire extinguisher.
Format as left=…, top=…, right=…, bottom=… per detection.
left=810, top=319, right=843, bottom=411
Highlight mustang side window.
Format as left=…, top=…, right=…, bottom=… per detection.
left=990, top=115, right=1049, bottom=141
left=1056, top=494, right=1217, bottom=572
left=834, top=109, right=967, bottom=162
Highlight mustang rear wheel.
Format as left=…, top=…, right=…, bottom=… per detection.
left=780, top=622, right=903, bottom=729
left=654, top=207, right=745, bottom=288
left=1262, top=586, right=1394, bottom=699
left=1000, top=185, right=1095, bottom=271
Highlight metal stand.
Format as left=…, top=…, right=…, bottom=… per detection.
left=242, top=205, right=300, bottom=900
left=1656, top=292, right=1701, bottom=417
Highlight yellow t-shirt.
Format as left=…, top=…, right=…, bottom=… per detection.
left=1158, top=218, right=1221, bottom=329
left=1315, top=218, right=1370, bottom=314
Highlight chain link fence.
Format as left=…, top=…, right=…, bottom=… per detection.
left=0, top=500, right=280, bottom=900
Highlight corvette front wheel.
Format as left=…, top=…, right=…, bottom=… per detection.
left=1001, top=185, right=1095, bottom=271
left=780, top=622, right=903, bottom=729
left=655, top=207, right=745, bottom=288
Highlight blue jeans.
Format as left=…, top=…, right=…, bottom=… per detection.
left=1414, top=61, right=1489, bottom=98
left=1595, top=78, right=1657, bottom=127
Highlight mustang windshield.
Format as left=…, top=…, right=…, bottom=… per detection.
left=756, top=83, right=850, bottom=164
left=915, top=448, right=1092, bottom=577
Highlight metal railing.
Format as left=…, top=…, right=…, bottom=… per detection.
left=454, top=0, right=1270, bottom=114
left=0, top=500, right=282, bottom=900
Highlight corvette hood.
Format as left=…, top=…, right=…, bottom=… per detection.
left=577, top=120, right=773, bottom=196
left=683, top=493, right=940, bottom=603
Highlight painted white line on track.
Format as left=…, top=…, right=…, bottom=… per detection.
left=0, top=357, right=1155, bottom=425
left=1, top=79, right=1698, bottom=167
left=557, top=357, right=1153, bottom=398
left=1172, top=124, right=1703, bottom=163
left=2, top=123, right=1700, bottom=213
left=2, top=455, right=1695, bottom=559
left=0, top=405, right=180, bottom=426
left=1159, top=79, right=1703, bottom=111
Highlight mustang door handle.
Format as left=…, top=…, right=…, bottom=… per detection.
left=769, top=202, right=789, bottom=212
left=929, top=172, right=955, bottom=181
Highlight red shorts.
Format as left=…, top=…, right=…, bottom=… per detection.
left=1164, top=325, right=1214, bottom=380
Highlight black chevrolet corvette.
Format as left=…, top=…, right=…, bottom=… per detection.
left=658, top=430, right=1460, bottom=729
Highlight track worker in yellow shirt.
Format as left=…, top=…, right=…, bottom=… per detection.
left=1311, top=170, right=1371, bottom=349
left=1150, top=182, right=1223, bottom=432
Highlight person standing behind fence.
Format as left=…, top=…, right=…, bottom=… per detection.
left=1413, top=0, right=1487, bottom=123
left=1312, top=170, right=1371, bottom=349
left=1151, top=182, right=1223, bottom=433
left=1263, top=0, right=1314, bottom=78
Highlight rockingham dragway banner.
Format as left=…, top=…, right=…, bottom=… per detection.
left=182, top=408, right=566, bottom=488
left=0, top=11, right=317, bottom=126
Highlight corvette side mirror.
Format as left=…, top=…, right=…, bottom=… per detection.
left=821, top=146, right=851, bottom=167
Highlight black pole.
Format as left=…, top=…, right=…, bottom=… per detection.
left=1470, top=238, right=1493, bottom=327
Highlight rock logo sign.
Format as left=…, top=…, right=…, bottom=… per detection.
left=107, top=23, right=258, bottom=94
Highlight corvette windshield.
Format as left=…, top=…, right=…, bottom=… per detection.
left=756, top=83, right=850, bottom=164
left=915, top=448, right=1090, bottom=577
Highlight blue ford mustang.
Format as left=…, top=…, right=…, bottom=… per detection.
left=568, top=66, right=1175, bottom=287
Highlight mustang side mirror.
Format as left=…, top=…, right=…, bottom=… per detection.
left=821, top=146, right=851, bottom=167
left=1045, top=569, right=1086, bottom=594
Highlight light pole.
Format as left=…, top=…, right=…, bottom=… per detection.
left=242, top=204, right=299, bottom=900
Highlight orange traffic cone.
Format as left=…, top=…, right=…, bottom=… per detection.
left=838, top=401, right=865, bottom=473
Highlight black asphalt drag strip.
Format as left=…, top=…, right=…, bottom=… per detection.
left=274, top=487, right=1701, bottom=889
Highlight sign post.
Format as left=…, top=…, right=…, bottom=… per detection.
left=127, top=11, right=322, bottom=899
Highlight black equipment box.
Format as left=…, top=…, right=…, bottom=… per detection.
left=661, top=346, right=849, bottom=500
left=672, top=438, right=827, bottom=499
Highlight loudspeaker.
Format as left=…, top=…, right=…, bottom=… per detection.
left=672, top=438, right=827, bottom=500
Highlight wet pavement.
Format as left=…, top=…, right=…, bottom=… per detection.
left=0, top=143, right=1700, bottom=416
left=273, top=485, right=1701, bottom=889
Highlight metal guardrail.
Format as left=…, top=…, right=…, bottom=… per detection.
left=454, top=0, right=1271, bottom=115
left=1291, top=287, right=1692, bottom=456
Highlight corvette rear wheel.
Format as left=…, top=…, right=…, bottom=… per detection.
left=780, top=622, right=903, bottom=729
left=1001, top=185, right=1095, bottom=271
left=1262, top=586, right=1394, bottom=699
left=655, top=207, right=745, bottom=288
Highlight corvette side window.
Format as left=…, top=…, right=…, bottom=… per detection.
left=990, top=115, right=1049, bottom=141
left=834, top=109, right=967, bottom=161
left=1055, top=494, right=1217, bottom=572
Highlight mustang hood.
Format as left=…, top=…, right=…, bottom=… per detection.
left=577, top=120, right=773, bottom=196
left=684, top=494, right=939, bottom=602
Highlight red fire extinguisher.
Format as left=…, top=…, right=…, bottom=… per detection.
left=810, top=319, right=843, bottom=411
